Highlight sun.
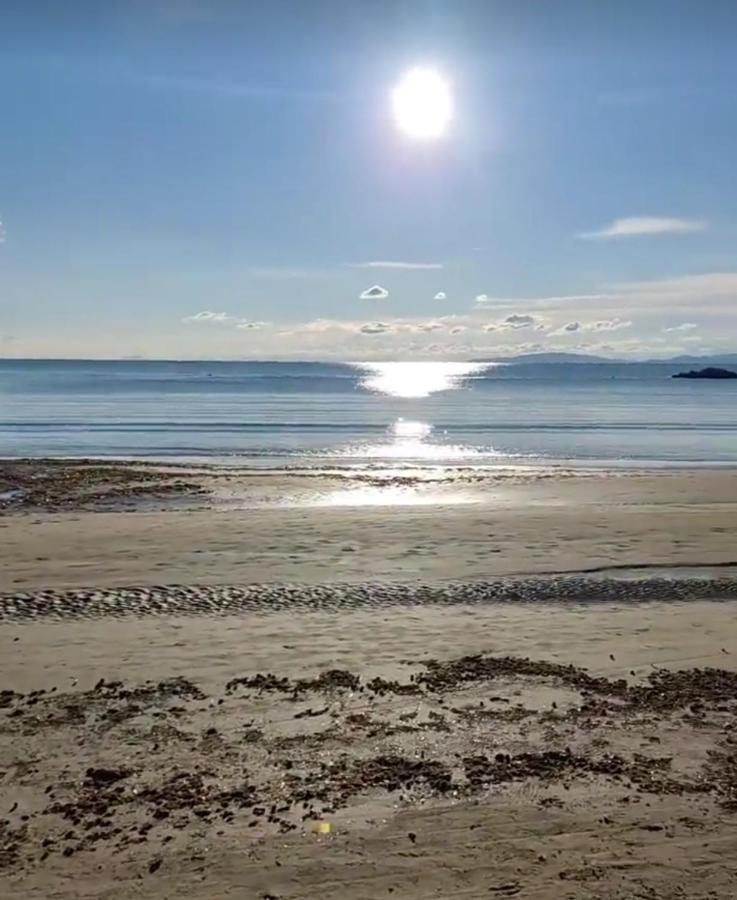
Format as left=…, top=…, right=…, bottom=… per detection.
left=391, top=67, right=453, bottom=140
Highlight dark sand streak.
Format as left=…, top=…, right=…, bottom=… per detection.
left=4, top=575, right=737, bottom=622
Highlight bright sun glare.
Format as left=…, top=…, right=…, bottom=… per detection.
left=391, top=67, right=453, bottom=140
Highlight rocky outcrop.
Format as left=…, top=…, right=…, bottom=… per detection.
left=673, top=367, right=737, bottom=379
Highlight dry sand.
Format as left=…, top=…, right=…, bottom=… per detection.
left=3, top=601, right=737, bottom=899
left=3, top=463, right=737, bottom=898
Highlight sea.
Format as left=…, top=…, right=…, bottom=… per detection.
left=1, top=358, right=736, bottom=468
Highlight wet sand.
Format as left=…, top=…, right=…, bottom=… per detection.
left=3, top=466, right=737, bottom=590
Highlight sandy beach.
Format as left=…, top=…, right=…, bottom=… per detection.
left=3, top=460, right=737, bottom=898
left=3, top=461, right=737, bottom=590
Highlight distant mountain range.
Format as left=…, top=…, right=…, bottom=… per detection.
left=475, top=352, right=737, bottom=366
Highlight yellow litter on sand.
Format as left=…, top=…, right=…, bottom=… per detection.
left=315, top=822, right=332, bottom=835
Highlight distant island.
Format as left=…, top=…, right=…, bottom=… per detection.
left=672, top=367, right=737, bottom=380
left=472, top=351, right=737, bottom=366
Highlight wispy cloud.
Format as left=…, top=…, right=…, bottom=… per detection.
left=663, top=322, right=698, bottom=333
left=413, top=321, right=445, bottom=333
left=351, top=261, right=443, bottom=270
left=476, top=293, right=611, bottom=309
left=550, top=318, right=632, bottom=336
left=285, top=319, right=360, bottom=335
left=502, top=313, right=537, bottom=329
left=284, top=316, right=458, bottom=339
left=579, top=216, right=707, bottom=240
left=0, top=219, right=6, bottom=243
left=182, top=310, right=231, bottom=323
left=359, top=284, right=389, bottom=300
left=474, top=273, right=737, bottom=314
left=359, top=322, right=393, bottom=335
left=483, top=314, right=541, bottom=333
left=587, top=318, right=632, bottom=333
left=236, top=320, right=268, bottom=330
left=434, top=291, right=447, bottom=300
left=551, top=321, right=582, bottom=334
left=610, top=273, right=737, bottom=310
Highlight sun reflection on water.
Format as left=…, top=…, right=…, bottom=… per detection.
left=356, top=361, right=492, bottom=398
left=338, top=418, right=488, bottom=461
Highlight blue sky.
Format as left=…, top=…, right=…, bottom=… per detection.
left=2, top=0, right=737, bottom=359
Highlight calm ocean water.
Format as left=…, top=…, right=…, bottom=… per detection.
left=1, top=359, right=737, bottom=467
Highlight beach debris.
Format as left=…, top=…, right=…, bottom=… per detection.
left=294, top=707, right=329, bottom=719
left=0, top=459, right=207, bottom=513
left=84, top=767, right=132, bottom=788
left=488, top=883, right=521, bottom=895
left=4, top=644, right=737, bottom=878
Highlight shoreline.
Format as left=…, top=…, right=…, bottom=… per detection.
left=3, top=460, right=737, bottom=591
left=6, top=453, right=737, bottom=471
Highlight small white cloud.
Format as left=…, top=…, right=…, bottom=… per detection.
left=182, top=310, right=231, bottom=323
left=579, top=216, right=707, bottom=240
left=414, top=321, right=445, bottom=333
left=663, top=322, right=698, bottom=333
left=236, top=320, right=268, bottom=330
left=359, top=284, right=390, bottom=300
left=359, top=321, right=393, bottom=335
left=591, top=318, right=631, bottom=332
left=352, top=261, right=443, bottom=270
left=548, top=321, right=582, bottom=336
left=483, top=323, right=498, bottom=333
left=434, top=291, right=447, bottom=300
left=475, top=293, right=489, bottom=303
left=285, top=318, right=359, bottom=335
left=550, top=318, right=631, bottom=335
left=502, top=313, right=536, bottom=329
left=0, top=219, right=5, bottom=243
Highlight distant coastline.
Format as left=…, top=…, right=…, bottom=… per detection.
left=4, top=351, right=737, bottom=365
